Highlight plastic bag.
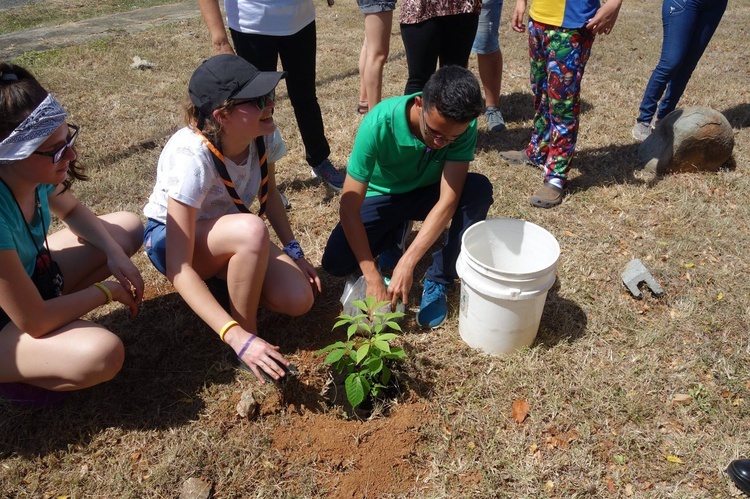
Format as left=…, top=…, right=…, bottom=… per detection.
left=340, top=275, right=405, bottom=318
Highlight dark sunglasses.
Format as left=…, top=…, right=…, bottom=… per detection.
left=232, top=90, right=276, bottom=111
left=32, top=124, right=79, bottom=164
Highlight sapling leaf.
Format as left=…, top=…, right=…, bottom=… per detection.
left=352, top=299, right=368, bottom=311
left=332, top=319, right=351, bottom=330
left=384, top=321, right=402, bottom=332
left=356, top=343, right=370, bottom=364
left=366, top=357, right=383, bottom=374
left=324, top=349, right=347, bottom=365
left=376, top=333, right=398, bottom=342
left=345, top=373, right=367, bottom=408
left=373, top=324, right=383, bottom=334
left=373, top=340, right=391, bottom=353
left=381, top=365, right=391, bottom=385
left=347, top=323, right=358, bottom=338
left=384, top=347, right=405, bottom=359
left=315, top=341, right=346, bottom=354
left=358, top=322, right=372, bottom=334
left=364, top=296, right=377, bottom=310
left=373, top=300, right=390, bottom=311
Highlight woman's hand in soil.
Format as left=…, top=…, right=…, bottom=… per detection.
left=295, top=257, right=322, bottom=295
left=231, top=330, right=290, bottom=383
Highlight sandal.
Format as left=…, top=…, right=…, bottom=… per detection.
left=356, top=100, right=369, bottom=115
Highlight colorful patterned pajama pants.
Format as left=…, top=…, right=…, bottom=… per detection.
left=525, top=20, right=595, bottom=189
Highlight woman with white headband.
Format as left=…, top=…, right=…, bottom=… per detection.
left=0, top=63, right=144, bottom=408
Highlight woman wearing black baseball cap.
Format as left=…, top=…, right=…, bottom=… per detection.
left=143, top=55, right=321, bottom=383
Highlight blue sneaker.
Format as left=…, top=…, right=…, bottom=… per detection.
left=377, top=221, right=413, bottom=275
left=416, top=279, right=448, bottom=329
left=311, top=158, right=345, bottom=191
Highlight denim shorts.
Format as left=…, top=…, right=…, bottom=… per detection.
left=356, top=0, right=396, bottom=15
left=143, top=218, right=167, bottom=276
left=472, top=0, right=503, bottom=54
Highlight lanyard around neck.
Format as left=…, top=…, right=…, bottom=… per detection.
left=193, top=129, right=268, bottom=217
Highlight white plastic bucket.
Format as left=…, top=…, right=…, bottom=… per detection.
left=455, top=218, right=560, bottom=355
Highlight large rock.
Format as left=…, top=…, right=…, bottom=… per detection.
left=638, top=107, right=734, bottom=174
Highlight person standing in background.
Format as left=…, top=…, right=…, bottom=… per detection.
left=501, top=0, right=621, bottom=208
left=356, top=0, right=396, bottom=115
left=198, top=0, right=346, bottom=192
left=399, top=0, right=481, bottom=95
left=631, top=0, right=728, bottom=141
left=472, top=0, right=506, bottom=132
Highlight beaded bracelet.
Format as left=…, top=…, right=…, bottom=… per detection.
left=219, top=320, right=239, bottom=342
left=93, top=282, right=113, bottom=304
left=283, top=239, right=305, bottom=261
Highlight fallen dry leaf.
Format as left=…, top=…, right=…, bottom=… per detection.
left=667, top=455, right=684, bottom=464
left=672, top=393, right=692, bottom=406
left=606, top=476, right=616, bottom=493
left=511, top=399, right=530, bottom=424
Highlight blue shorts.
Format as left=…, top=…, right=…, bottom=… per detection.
left=143, top=218, right=167, bottom=275
left=472, top=0, right=503, bottom=54
left=356, top=0, right=396, bottom=15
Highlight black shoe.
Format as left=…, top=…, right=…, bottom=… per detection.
left=727, top=459, right=750, bottom=496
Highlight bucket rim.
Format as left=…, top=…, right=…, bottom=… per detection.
left=461, top=218, right=560, bottom=278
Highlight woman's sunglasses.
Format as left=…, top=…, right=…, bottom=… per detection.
left=232, top=90, right=276, bottom=111
left=32, top=124, right=79, bottom=164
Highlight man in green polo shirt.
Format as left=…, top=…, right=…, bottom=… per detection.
left=322, top=66, right=494, bottom=328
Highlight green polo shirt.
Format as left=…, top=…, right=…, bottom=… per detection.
left=347, top=93, right=477, bottom=197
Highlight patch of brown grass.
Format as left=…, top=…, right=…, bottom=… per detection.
left=2, top=1, right=750, bottom=497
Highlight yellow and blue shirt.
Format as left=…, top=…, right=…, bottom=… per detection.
left=530, top=0, right=600, bottom=29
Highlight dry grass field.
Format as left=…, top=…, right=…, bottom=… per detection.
left=1, top=0, right=750, bottom=497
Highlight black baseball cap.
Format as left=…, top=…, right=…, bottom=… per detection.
left=188, top=54, right=286, bottom=117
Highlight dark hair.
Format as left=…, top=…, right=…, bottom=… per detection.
left=422, top=65, right=484, bottom=124
left=0, top=62, right=86, bottom=190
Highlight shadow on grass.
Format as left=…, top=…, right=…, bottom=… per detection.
left=535, top=280, right=588, bottom=347
left=0, top=284, right=345, bottom=457
left=722, top=102, right=750, bottom=129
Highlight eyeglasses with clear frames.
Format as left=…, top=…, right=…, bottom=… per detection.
left=32, top=124, right=79, bottom=164
left=232, top=90, right=276, bottom=111
left=421, top=108, right=458, bottom=145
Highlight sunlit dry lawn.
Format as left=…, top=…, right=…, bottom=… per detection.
left=1, top=0, right=749, bottom=497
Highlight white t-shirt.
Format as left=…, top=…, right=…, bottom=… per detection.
left=224, top=0, right=316, bottom=36
left=143, top=126, right=286, bottom=224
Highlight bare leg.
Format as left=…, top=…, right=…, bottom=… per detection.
left=48, top=211, right=144, bottom=292
left=477, top=49, right=503, bottom=108
left=0, top=320, right=124, bottom=390
left=362, top=10, right=393, bottom=108
left=0, top=211, right=142, bottom=389
left=189, top=214, right=313, bottom=333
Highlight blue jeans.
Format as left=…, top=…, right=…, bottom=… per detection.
left=322, top=173, right=493, bottom=286
left=472, top=0, right=504, bottom=54
left=636, top=0, right=727, bottom=124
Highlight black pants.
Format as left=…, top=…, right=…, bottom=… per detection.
left=322, top=173, right=494, bottom=286
left=231, top=21, right=330, bottom=168
left=400, top=13, right=480, bottom=95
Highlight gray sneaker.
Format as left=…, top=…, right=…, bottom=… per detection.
left=632, top=121, right=652, bottom=141
left=485, top=106, right=506, bottom=132
left=311, top=158, right=345, bottom=191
